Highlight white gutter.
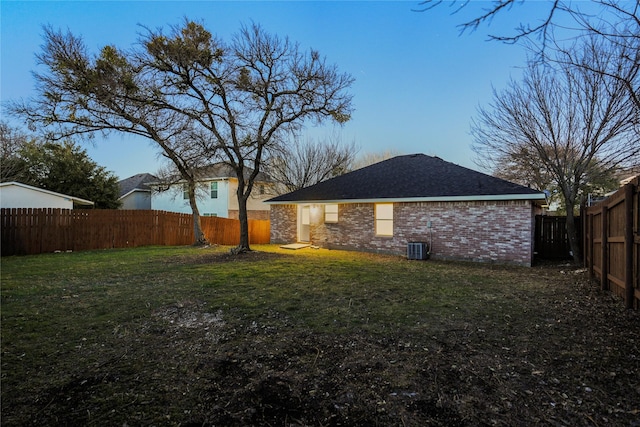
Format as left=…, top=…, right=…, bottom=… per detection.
left=118, top=188, right=151, bottom=200
left=266, top=193, right=547, bottom=205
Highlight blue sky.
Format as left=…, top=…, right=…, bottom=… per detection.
left=1, top=0, right=538, bottom=180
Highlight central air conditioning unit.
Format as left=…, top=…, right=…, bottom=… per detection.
left=407, top=242, right=429, bottom=260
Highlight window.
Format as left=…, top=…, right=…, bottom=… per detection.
left=210, top=182, right=218, bottom=199
left=325, top=204, right=338, bottom=223
left=182, top=184, right=189, bottom=200
left=375, top=203, right=393, bottom=236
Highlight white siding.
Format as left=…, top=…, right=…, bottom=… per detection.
left=119, top=191, right=152, bottom=210
left=0, top=185, right=74, bottom=209
left=227, top=179, right=272, bottom=212
left=151, top=180, right=230, bottom=217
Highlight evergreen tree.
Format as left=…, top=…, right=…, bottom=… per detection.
left=1, top=130, right=121, bottom=209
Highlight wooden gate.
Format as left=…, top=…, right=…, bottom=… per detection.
left=535, top=215, right=582, bottom=260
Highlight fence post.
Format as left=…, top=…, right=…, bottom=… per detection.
left=624, top=184, right=634, bottom=309
left=601, top=203, right=609, bottom=291
left=585, top=211, right=593, bottom=280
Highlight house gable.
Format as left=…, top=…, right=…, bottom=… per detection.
left=118, top=173, right=157, bottom=210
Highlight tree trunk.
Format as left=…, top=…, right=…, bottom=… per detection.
left=565, top=203, right=581, bottom=264
left=236, top=184, right=251, bottom=252
left=187, top=181, right=209, bottom=246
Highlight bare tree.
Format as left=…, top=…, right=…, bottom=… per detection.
left=266, top=134, right=357, bottom=194
left=492, top=143, right=623, bottom=213
left=10, top=21, right=354, bottom=251
left=552, top=22, right=640, bottom=111
left=489, top=143, right=556, bottom=193
left=351, top=149, right=402, bottom=171
left=472, top=37, right=639, bottom=263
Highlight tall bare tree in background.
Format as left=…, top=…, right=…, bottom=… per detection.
left=10, top=21, right=354, bottom=252
left=351, top=149, right=402, bottom=171
left=471, top=36, right=639, bottom=263
left=267, top=134, right=357, bottom=194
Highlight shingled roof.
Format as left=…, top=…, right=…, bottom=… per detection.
left=118, top=173, right=157, bottom=198
left=267, top=154, right=545, bottom=203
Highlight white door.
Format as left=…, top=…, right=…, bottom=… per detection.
left=299, top=205, right=310, bottom=242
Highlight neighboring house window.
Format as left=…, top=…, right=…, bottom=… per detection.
left=210, top=182, right=218, bottom=199
left=182, top=184, right=189, bottom=200
left=259, top=184, right=265, bottom=195
left=203, top=213, right=217, bottom=217
left=375, top=203, right=393, bottom=236
left=325, top=204, right=338, bottom=223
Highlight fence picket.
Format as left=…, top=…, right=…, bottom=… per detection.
left=584, top=177, right=639, bottom=309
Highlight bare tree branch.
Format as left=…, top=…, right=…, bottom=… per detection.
left=266, top=133, right=358, bottom=194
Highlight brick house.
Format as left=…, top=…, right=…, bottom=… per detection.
left=266, top=154, right=546, bottom=266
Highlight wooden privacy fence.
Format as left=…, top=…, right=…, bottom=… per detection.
left=1, top=209, right=270, bottom=256
left=534, top=215, right=582, bottom=260
left=583, top=176, right=640, bottom=309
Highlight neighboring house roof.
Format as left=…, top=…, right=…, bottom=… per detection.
left=118, top=173, right=158, bottom=199
left=267, top=154, right=546, bottom=204
left=0, top=181, right=94, bottom=206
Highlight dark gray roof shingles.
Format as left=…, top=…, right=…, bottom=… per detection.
left=268, top=154, right=543, bottom=202
left=118, top=173, right=158, bottom=198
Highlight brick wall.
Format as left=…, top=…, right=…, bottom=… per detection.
left=270, top=204, right=297, bottom=243
left=271, top=200, right=536, bottom=266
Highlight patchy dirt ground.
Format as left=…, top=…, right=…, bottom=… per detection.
left=165, top=247, right=287, bottom=266
left=2, top=257, right=639, bottom=426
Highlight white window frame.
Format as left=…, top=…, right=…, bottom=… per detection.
left=324, top=204, right=338, bottom=223
left=210, top=181, right=218, bottom=199
left=375, top=203, right=393, bottom=237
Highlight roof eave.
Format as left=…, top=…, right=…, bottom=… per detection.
left=118, top=188, right=151, bottom=200
left=266, top=193, right=547, bottom=205
left=72, top=198, right=95, bottom=206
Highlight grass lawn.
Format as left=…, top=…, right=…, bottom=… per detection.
left=1, top=245, right=638, bottom=426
